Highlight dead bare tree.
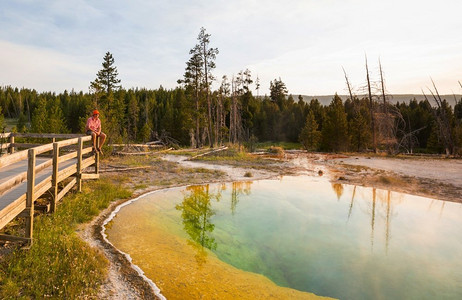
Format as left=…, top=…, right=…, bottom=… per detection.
left=342, top=67, right=355, bottom=103
left=229, top=75, right=243, bottom=144
left=377, top=59, right=401, bottom=153
left=356, top=57, right=409, bottom=154
left=425, top=79, right=455, bottom=156
left=396, top=124, right=426, bottom=154
left=365, top=56, right=377, bottom=152
left=231, top=72, right=246, bottom=145
left=216, top=76, right=230, bottom=146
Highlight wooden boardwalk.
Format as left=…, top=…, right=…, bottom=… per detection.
left=0, top=133, right=100, bottom=244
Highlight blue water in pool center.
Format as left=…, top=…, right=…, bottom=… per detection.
left=112, top=176, right=462, bottom=299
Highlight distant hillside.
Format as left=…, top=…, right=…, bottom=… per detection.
left=296, top=94, right=462, bottom=106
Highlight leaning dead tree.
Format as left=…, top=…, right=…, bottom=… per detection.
left=378, top=60, right=394, bottom=153
left=396, top=122, right=426, bottom=154
left=342, top=67, right=355, bottom=104
left=229, top=75, right=243, bottom=144
left=216, top=75, right=230, bottom=146
left=423, top=79, right=455, bottom=156
left=343, top=67, right=367, bottom=151
left=365, top=56, right=378, bottom=153
left=376, top=59, right=410, bottom=154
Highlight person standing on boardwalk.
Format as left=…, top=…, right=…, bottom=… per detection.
left=85, top=109, right=106, bottom=154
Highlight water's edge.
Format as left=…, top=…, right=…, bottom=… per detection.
left=100, top=188, right=184, bottom=300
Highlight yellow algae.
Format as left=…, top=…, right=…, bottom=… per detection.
left=106, top=197, right=332, bottom=300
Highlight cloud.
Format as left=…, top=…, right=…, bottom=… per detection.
left=1, top=0, right=462, bottom=94
left=0, top=40, right=95, bottom=92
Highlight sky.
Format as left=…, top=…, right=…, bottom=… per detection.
left=1, top=0, right=462, bottom=96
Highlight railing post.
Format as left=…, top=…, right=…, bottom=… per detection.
left=26, top=148, right=36, bottom=244
left=95, top=136, right=100, bottom=174
left=77, top=137, right=83, bottom=192
left=9, top=134, right=15, bottom=154
left=51, top=142, right=59, bottom=212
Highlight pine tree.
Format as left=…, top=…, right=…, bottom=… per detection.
left=47, top=96, right=68, bottom=133
left=299, top=111, right=321, bottom=151
left=90, top=52, right=122, bottom=94
left=454, top=98, right=462, bottom=154
left=178, top=28, right=219, bottom=147
left=322, top=94, right=349, bottom=151
left=139, top=122, right=151, bottom=143
left=31, top=96, right=48, bottom=133
left=349, top=111, right=371, bottom=151
left=126, top=91, right=139, bottom=141
left=269, top=78, right=288, bottom=110
left=172, top=88, right=190, bottom=144
left=197, top=27, right=219, bottom=147
left=0, top=107, right=4, bottom=131
left=17, top=113, right=27, bottom=132
left=179, top=45, right=204, bottom=147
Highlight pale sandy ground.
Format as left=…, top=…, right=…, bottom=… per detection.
left=313, top=153, right=462, bottom=203
left=80, top=152, right=462, bottom=299
left=328, top=156, right=462, bottom=188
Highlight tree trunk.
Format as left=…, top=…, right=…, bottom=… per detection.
left=365, top=57, right=377, bottom=152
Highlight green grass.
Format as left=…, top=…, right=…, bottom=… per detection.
left=254, top=141, right=302, bottom=151
left=170, top=148, right=206, bottom=157
left=0, top=179, right=132, bottom=299
left=191, top=147, right=277, bottom=171
left=3, top=118, right=18, bottom=132
left=117, top=155, right=157, bottom=167
left=134, top=183, right=148, bottom=189
left=194, top=148, right=251, bottom=161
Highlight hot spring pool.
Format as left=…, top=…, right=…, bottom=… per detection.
left=104, top=176, right=462, bottom=299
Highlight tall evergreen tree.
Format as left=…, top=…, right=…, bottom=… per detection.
left=179, top=45, right=203, bottom=147
left=197, top=27, right=219, bottom=147
left=90, top=52, right=121, bottom=95
left=269, top=78, right=288, bottom=110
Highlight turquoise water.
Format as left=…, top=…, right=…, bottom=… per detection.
left=111, top=176, right=462, bottom=299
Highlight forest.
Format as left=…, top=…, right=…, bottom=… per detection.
left=1, top=28, right=461, bottom=155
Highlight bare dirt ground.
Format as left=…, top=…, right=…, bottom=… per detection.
left=317, top=153, right=462, bottom=203
left=31, top=151, right=462, bottom=298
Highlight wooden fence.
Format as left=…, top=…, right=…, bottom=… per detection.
left=0, top=133, right=100, bottom=244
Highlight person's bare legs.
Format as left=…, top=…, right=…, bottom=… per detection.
left=91, top=132, right=97, bottom=152
left=97, top=132, right=107, bottom=154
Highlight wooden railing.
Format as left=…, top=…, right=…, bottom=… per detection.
left=0, top=133, right=100, bottom=244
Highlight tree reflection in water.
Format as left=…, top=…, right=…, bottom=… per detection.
left=338, top=182, right=404, bottom=253
left=230, top=182, right=252, bottom=214
left=175, top=182, right=253, bottom=265
left=331, top=183, right=344, bottom=200
left=176, top=185, right=219, bottom=265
